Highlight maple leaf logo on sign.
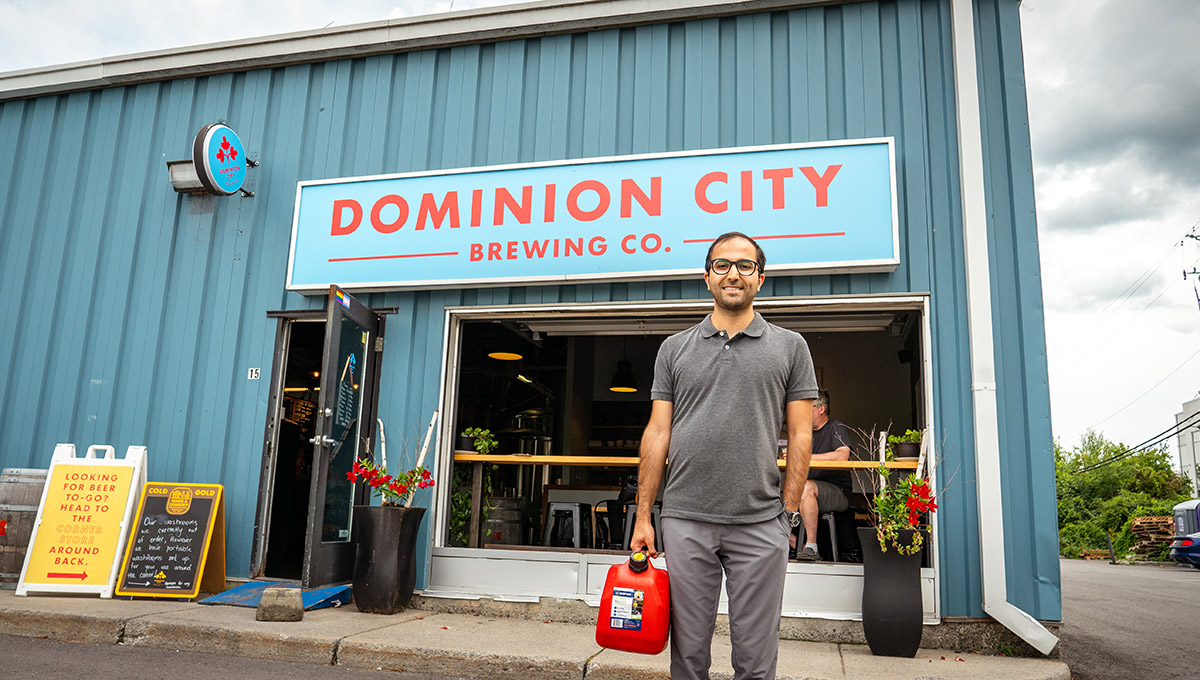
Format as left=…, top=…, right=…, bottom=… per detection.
left=216, top=136, right=239, bottom=163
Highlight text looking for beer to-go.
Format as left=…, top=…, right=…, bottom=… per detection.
left=24, top=467, right=135, bottom=583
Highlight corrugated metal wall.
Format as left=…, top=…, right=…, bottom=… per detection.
left=0, top=0, right=1056, bottom=620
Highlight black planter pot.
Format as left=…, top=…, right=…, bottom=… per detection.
left=352, top=505, right=426, bottom=614
left=858, top=526, right=923, bottom=657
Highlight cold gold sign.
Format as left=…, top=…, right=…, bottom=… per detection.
left=115, top=482, right=226, bottom=599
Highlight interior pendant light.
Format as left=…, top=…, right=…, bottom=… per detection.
left=609, top=338, right=638, bottom=393
left=487, top=327, right=524, bottom=361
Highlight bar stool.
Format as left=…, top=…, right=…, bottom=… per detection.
left=543, top=502, right=593, bottom=549
left=623, top=503, right=662, bottom=549
left=795, top=511, right=842, bottom=562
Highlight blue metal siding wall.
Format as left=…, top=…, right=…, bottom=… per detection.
left=0, top=0, right=1054, bottom=619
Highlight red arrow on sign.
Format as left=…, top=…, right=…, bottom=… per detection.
left=47, top=571, right=88, bottom=581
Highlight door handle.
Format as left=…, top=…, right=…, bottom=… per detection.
left=309, top=435, right=336, bottom=446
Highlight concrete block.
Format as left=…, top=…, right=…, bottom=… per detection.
left=256, top=587, right=303, bottom=622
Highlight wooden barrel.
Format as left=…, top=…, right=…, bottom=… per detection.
left=483, top=497, right=526, bottom=546
left=0, top=468, right=48, bottom=589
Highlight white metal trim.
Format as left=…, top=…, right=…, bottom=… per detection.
left=431, top=307, right=461, bottom=554
left=426, top=548, right=939, bottom=623
left=920, top=295, right=941, bottom=621
left=444, top=293, right=930, bottom=319
left=0, top=1, right=845, bottom=102
left=948, top=0, right=1057, bottom=655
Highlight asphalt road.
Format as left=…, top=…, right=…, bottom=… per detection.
left=0, top=634, right=466, bottom=680
left=1059, top=558, right=1198, bottom=679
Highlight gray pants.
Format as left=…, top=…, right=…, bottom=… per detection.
left=661, top=514, right=790, bottom=680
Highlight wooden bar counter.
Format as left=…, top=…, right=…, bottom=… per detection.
left=454, top=452, right=918, bottom=547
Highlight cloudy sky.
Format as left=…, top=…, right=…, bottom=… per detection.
left=1, top=0, right=1197, bottom=458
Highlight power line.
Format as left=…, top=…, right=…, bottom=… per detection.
left=1078, top=412, right=1200, bottom=473
left=1051, top=275, right=1185, bottom=378
left=1049, top=229, right=1188, bottom=365
left=1086, top=344, right=1200, bottom=430
left=1077, top=410, right=1200, bottom=473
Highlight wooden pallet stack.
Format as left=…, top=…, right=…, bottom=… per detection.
left=1129, top=516, right=1174, bottom=558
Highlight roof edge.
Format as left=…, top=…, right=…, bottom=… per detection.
left=0, top=0, right=841, bottom=103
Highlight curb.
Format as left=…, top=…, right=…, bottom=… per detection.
left=0, top=591, right=1071, bottom=680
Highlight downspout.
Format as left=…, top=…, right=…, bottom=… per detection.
left=948, top=0, right=1059, bottom=655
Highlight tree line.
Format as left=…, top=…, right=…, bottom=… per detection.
left=1057, top=430, right=1193, bottom=560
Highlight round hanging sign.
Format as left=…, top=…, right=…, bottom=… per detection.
left=192, top=123, right=247, bottom=195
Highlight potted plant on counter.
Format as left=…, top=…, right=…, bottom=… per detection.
left=886, top=429, right=923, bottom=460
left=858, top=465, right=938, bottom=657
left=460, top=427, right=498, bottom=455
left=348, top=411, right=439, bottom=614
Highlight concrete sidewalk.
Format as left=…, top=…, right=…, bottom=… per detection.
left=0, top=590, right=1069, bottom=679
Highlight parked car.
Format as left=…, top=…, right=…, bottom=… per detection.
left=1169, top=532, right=1200, bottom=569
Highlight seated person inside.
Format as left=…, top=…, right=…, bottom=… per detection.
left=794, top=389, right=852, bottom=561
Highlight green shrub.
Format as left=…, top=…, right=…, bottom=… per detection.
left=1055, top=431, right=1192, bottom=560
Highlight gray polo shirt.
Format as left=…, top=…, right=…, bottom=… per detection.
left=650, top=312, right=818, bottom=524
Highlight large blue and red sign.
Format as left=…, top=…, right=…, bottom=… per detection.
left=286, top=139, right=898, bottom=292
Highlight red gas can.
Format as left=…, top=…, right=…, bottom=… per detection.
left=595, top=551, right=670, bottom=654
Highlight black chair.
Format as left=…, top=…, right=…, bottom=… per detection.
left=543, top=502, right=593, bottom=549
left=623, top=502, right=662, bottom=550
left=594, top=499, right=627, bottom=550
left=595, top=475, right=640, bottom=550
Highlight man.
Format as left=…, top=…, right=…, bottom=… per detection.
left=631, top=232, right=817, bottom=680
left=793, top=390, right=852, bottom=561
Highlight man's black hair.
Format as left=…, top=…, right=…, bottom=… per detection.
left=705, top=232, right=766, bottom=273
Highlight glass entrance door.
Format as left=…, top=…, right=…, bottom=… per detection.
left=302, top=286, right=384, bottom=587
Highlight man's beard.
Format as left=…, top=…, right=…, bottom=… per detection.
left=711, top=287, right=753, bottom=312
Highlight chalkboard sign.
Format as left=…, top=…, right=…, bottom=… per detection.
left=282, top=396, right=315, bottom=428
left=115, top=483, right=226, bottom=599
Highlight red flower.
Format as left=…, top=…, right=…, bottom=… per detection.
left=350, top=456, right=434, bottom=505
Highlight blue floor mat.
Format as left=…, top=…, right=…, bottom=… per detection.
left=198, top=581, right=351, bottom=610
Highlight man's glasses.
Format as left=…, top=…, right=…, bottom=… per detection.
left=708, top=258, right=760, bottom=276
